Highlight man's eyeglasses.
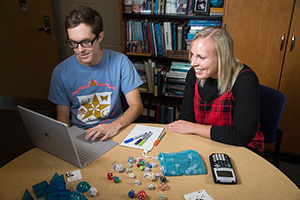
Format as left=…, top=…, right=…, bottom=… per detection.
left=66, top=35, right=98, bottom=49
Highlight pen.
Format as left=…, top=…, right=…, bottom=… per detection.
left=154, top=131, right=166, bottom=146
left=138, top=132, right=153, bottom=146
left=135, top=133, right=148, bottom=145
left=124, top=132, right=147, bottom=143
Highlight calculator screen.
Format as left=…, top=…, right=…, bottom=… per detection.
left=216, top=171, right=233, bottom=177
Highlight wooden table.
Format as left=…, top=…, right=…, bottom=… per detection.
left=0, top=124, right=299, bottom=199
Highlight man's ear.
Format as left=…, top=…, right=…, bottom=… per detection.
left=98, top=31, right=105, bottom=43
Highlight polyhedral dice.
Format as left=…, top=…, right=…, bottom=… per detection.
left=127, top=162, right=133, bottom=168
left=146, top=163, right=151, bottom=168
left=126, top=168, right=131, bottom=174
left=148, top=184, right=153, bottom=190
left=87, top=187, right=98, bottom=197
left=147, top=172, right=156, bottom=181
left=160, top=194, right=166, bottom=200
left=128, top=190, right=134, bottom=198
left=137, top=190, right=147, bottom=200
left=160, top=176, right=167, bottom=183
left=114, top=177, right=120, bottom=183
left=145, top=167, right=150, bottom=172
left=107, top=173, right=113, bottom=180
left=129, top=173, right=135, bottom=179
left=151, top=162, right=157, bottom=168
left=134, top=180, right=141, bottom=185
left=128, top=156, right=135, bottom=164
left=158, top=182, right=168, bottom=191
left=115, top=164, right=123, bottom=172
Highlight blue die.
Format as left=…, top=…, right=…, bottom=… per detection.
left=128, top=190, right=134, bottom=198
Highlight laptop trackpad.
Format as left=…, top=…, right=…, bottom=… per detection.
left=76, top=133, right=102, bottom=144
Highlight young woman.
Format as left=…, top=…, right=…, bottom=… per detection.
left=165, top=27, right=264, bottom=152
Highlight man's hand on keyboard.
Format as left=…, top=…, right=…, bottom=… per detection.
left=85, top=122, right=120, bottom=142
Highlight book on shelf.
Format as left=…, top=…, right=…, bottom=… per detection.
left=133, top=61, right=148, bottom=93
left=163, top=21, right=173, bottom=52
left=176, top=0, right=189, bottom=14
left=148, top=95, right=157, bottom=123
left=144, top=59, right=156, bottom=94
left=154, top=22, right=164, bottom=56
left=210, top=7, right=223, bottom=16
left=154, top=64, right=166, bottom=96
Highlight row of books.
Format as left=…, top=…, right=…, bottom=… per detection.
left=126, top=19, right=221, bottom=56
left=163, top=61, right=191, bottom=98
left=141, top=93, right=182, bottom=124
left=133, top=59, right=191, bottom=98
left=129, top=0, right=223, bottom=16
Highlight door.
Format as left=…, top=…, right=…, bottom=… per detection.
left=0, top=0, right=61, bottom=98
left=279, top=0, right=300, bottom=154
left=223, top=0, right=294, bottom=89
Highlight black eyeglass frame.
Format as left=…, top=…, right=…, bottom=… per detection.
left=66, top=35, right=99, bottom=49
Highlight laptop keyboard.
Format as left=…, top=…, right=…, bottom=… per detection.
left=74, top=140, right=99, bottom=165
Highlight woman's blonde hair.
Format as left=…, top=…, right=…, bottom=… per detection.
left=189, top=27, right=243, bottom=95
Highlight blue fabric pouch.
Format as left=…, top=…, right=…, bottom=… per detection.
left=158, top=150, right=207, bottom=176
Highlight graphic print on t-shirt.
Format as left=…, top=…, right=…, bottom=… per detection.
left=77, top=92, right=112, bottom=124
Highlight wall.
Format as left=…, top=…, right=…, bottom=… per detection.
left=53, top=0, right=121, bottom=60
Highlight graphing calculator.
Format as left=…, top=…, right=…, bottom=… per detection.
left=209, top=153, right=237, bottom=184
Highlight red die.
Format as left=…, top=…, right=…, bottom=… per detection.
left=137, top=190, right=147, bottom=200
left=159, top=182, right=168, bottom=191
left=107, top=173, right=113, bottom=180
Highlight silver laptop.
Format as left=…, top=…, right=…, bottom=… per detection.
left=17, top=105, right=118, bottom=168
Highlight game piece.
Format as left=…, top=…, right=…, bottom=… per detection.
left=22, top=189, right=34, bottom=200
left=114, top=177, right=120, bottom=183
left=76, top=181, right=91, bottom=193
left=129, top=173, right=135, bottom=179
left=128, top=190, right=135, bottom=198
left=160, top=194, right=166, bottom=200
left=137, top=157, right=142, bottom=163
left=159, top=182, right=168, bottom=191
left=151, top=162, right=157, bottom=168
left=53, top=189, right=71, bottom=199
left=155, top=173, right=160, bottom=178
left=51, top=174, right=66, bottom=190
left=134, top=180, right=141, bottom=185
left=144, top=172, right=149, bottom=178
left=140, top=160, right=145, bottom=166
left=137, top=163, right=141, bottom=168
left=128, top=156, right=135, bottom=164
left=126, top=168, right=131, bottom=173
left=139, top=166, right=144, bottom=171
left=137, top=190, right=147, bottom=200
left=67, top=191, right=83, bottom=199
left=88, top=187, right=98, bottom=197
left=145, top=167, right=150, bottom=172
left=147, top=172, right=156, bottom=181
left=160, top=176, right=167, bottom=183
left=32, top=181, right=49, bottom=199
left=44, top=185, right=54, bottom=199
left=127, top=162, right=133, bottom=168
left=107, top=173, right=113, bottom=180
left=148, top=184, right=153, bottom=190
left=146, top=163, right=151, bottom=168
left=115, top=164, right=124, bottom=172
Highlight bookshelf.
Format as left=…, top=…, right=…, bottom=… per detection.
left=119, top=0, right=223, bottom=123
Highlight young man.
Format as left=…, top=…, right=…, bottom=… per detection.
left=49, top=6, right=143, bottom=142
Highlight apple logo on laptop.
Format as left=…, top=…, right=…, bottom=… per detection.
left=44, top=133, right=51, bottom=140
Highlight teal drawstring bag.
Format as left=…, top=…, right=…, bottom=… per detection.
left=158, top=150, right=207, bottom=176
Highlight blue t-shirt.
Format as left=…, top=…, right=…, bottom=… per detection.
left=48, top=49, right=143, bottom=129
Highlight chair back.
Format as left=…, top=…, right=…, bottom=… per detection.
left=260, top=85, right=286, bottom=143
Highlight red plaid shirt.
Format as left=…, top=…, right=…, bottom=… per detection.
left=194, top=80, right=264, bottom=152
